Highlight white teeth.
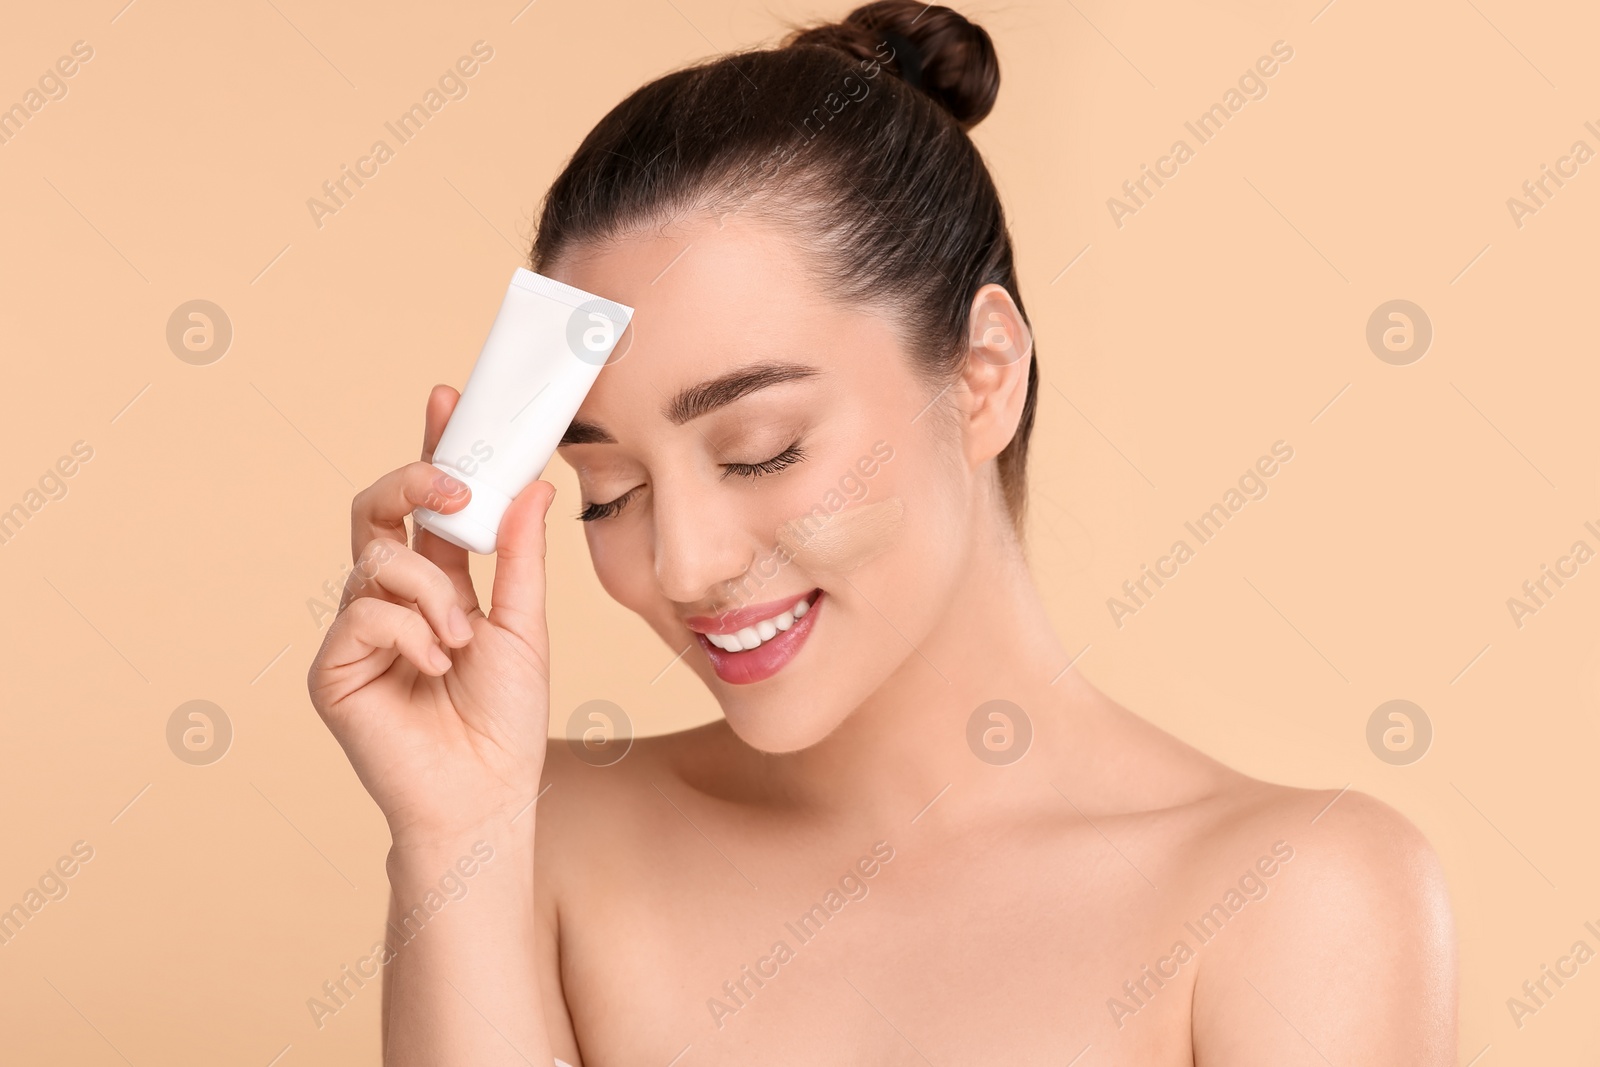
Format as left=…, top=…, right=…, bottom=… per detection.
left=703, top=594, right=815, bottom=652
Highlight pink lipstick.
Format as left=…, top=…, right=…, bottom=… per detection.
left=685, top=590, right=823, bottom=685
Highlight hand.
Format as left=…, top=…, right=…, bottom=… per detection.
left=308, top=385, right=554, bottom=851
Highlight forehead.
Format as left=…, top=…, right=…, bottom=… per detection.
left=554, top=211, right=816, bottom=325
left=548, top=213, right=891, bottom=408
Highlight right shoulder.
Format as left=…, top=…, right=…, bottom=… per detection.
left=530, top=724, right=732, bottom=1067
left=533, top=718, right=739, bottom=877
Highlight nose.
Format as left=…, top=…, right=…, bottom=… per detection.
left=651, top=474, right=757, bottom=607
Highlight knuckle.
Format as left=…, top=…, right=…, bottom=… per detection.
left=398, top=609, right=435, bottom=644
left=342, top=595, right=384, bottom=627
left=426, top=566, right=459, bottom=601
left=356, top=536, right=404, bottom=575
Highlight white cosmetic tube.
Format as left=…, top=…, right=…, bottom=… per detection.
left=413, top=268, right=634, bottom=554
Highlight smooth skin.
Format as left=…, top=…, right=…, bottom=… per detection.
left=309, top=211, right=1457, bottom=1065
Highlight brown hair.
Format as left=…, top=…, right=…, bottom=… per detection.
left=531, top=1, right=1038, bottom=530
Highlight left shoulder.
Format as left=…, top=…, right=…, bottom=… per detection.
left=1189, top=782, right=1458, bottom=1065
left=1202, top=780, right=1447, bottom=898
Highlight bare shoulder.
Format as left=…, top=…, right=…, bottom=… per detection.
left=532, top=718, right=741, bottom=876
left=1063, top=692, right=1456, bottom=1061
left=1065, top=691, right=1451, bottom=902
left=1179, top=778, right=1458, bottom=1064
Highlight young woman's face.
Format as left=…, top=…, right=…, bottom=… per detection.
left=550, top=212, right=976, bottom=753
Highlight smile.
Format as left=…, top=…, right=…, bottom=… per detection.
left=686, top=590, right=823, bottom=685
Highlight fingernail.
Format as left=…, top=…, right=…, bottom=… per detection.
left=434, top=471, right=468, bottom=497
left=429, top=646, right=453, bottom=673
left=449, top=605, right=472, bottom=642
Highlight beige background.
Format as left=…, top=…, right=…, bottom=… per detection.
left=1, top=0, right=1595, bottom=1062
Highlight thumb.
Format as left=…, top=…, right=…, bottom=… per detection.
left=487, top=479, right=557, bottom=645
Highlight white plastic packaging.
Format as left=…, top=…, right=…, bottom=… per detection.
left=412, top=268, right=634, bottom=554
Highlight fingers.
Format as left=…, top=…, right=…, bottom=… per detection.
left=487, top=478, right=557, bottom=644
left=421, top=384, right=460, bottom=463
left=351, top=461, right=471, bottom=565
left=411, top=384, right=476, bottom=596
left=325, top=596, right=455, bottom=677
left=343, top=538, right=476, bottom=649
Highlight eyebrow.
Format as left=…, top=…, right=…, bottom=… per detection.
left=559, top=419, right=615, bottom=446
left=560, top=360, right=821, bottom=446
left=665, top=360, right=820, bottom=424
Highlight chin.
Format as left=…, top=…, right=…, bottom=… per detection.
left=682, top=650, right=855, bottom=755
left=715, top=690, right=859, bottom=755
left=717, top=682, right=848, bottom=752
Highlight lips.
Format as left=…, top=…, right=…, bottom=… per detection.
left=684, top=590, right=817, bottom=635
left=691, top=591, right=824, bottom=685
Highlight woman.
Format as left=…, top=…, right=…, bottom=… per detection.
left=308, top=3, right=1458, bottom=1062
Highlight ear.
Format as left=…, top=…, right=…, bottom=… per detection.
left=955, top=284, right=1033, bottom=468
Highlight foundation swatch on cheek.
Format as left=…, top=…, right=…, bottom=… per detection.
left=776, top=497, right=905, bottom=574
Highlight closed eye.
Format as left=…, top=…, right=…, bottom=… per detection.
left=577, top=485, right=640, bottom=522
left=577, top=441, right=809, bottom=522
left=721, top=441, right=807, bottom=480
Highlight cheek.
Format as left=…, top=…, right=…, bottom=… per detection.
left=585, top=526, right=656, bottom=609
left=853, top=453, right=968, bottom=601
left=871, top=502, right=943, bottom=594
left=777, top=497, right=904, bottom=574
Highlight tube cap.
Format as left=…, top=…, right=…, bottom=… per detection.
left=412, top=464, right=515, bottom=555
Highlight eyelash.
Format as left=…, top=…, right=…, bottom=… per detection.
left=577, top=441, right=808, bottom=522
left=577, top=486, right=639, bottom=523
left=721, top=441, right=807, bottom=480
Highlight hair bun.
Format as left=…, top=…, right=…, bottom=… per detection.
left=784, top=1, right=1000, bottom=130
